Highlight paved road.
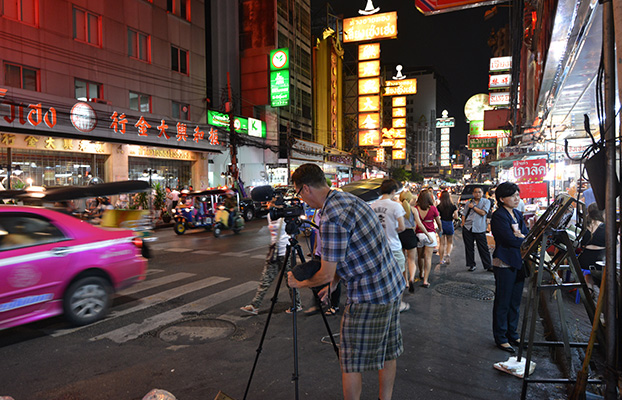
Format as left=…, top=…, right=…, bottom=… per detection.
left=0, top=218, right=566, bottom=400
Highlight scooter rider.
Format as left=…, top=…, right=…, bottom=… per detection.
left=223, top=190, right=237, bottom=228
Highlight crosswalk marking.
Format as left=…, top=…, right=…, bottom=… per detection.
left=91, top=281, right=258, bottom=343
left=50, top=276, right=227, bottom=337
left=194, top=250, right=219, bottom=255
left=221, top=252, right=249, bottom=257
left=165, top=248, right=194, bottom=252
left=117, top=273, right=196, bottom=296
left=251, top=255, right=266, bottom=259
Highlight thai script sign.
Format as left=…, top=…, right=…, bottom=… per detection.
left=490, top=56, right=512, bottom=72
left=270, top=70, right=290, bottom=107
left=513, top=159, right=547, bottom=183
left=384, top=79, right=417, bottom=96
left=343, top=12, right=398, bottom=43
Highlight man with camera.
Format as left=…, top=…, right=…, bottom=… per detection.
left=288, top=164, right=405, bottom=400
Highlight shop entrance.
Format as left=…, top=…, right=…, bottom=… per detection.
left=0, top=148, right=106, bottom=188
left=128, top=157, right=192, bottom=190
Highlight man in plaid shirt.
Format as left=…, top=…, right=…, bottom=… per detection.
left=288, top=164, right=406, bottom=400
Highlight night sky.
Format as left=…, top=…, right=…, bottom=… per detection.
left=312, top=0, right=509, bottom=151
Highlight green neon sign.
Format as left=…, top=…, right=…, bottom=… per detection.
left=207, top=110, right=266, bottom=138
left=270, top=70, right=290, bottom=107
left=270, top=48, right=289, bottom=71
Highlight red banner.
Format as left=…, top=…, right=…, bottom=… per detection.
left=513, top=159, right=547, bottom=183
left=518, top=182, right=547, bottom=199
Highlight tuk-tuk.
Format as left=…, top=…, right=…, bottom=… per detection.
left=171, top=188, right=244, bottom=236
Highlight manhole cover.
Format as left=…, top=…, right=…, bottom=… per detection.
left=435, top=282, right=495, bottom=301
left=158, top=318, right=236, bottom=345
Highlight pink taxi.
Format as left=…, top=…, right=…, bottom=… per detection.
left=0, top=206, right=148, bottom=330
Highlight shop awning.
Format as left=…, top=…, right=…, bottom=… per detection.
left=489, top=151, right=550, bottom=169
left=534, top=0, right=603, bottom=141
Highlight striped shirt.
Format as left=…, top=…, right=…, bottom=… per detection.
left=320, top=190, right=406, bottom=304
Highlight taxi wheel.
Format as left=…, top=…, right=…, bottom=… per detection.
left=233, top=228, right=241, bottom=235
left=174, top=222, right=186, bottom=235
left=63, top=276, right=111, bottom=326
left=213, top=226, right=221, bottom=238
left=244, top=208, right=254, bottom=222
left=162, top=213, right=172, bottom=223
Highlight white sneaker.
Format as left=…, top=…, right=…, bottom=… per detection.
left=240, top=305, right=258, bottom=315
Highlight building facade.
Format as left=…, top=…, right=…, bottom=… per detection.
left=0, top=0, right=227, bottom=190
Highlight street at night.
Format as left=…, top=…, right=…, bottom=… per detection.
left=1, top=0, right=621, bottom=398
left=1, top=221, right=567, bottom=399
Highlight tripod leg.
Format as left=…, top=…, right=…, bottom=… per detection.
left=313, top=288, right=340, bottom=358
left=243, top=244, right=293, bottom=400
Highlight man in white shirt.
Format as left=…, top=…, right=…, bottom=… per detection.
left=371, top=179, right=409, bottom=312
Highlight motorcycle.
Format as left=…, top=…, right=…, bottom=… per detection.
left=213, top=205, right=245, bottom=237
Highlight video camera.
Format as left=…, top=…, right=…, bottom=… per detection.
left=251, top=185, right=309, bottom=234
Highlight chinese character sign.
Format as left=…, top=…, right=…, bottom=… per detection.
left=358, top=130, right=380, bottom=146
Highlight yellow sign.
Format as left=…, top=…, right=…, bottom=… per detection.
left=393, top=139, right=406, bottom=149
left=358, top=60, right=381, bottom=78
left=375, top=147, right=385, bottom=162
left=392, top=96, right=406, bottom=107
left=392, top=118, right=406, bottom=128
left=358, top=43, right=381, bottom=60
left=359, top=95, right=380, bottom=112
left=358, top=130, right=380, bottom=146
left=359, top=113, right=380, bottom=129
left=392, top=149, right=406, bottom=160
left=392, top=107, right=406, bottom=118
left=359, top=77, right=380, bottom=95
left=380, top=138, right=394, bottom=147
left=394, top=128, right=406, bottom=138
left=343, top=12, right=398, bottom=43
left=384, top=78, right=417, bottom=96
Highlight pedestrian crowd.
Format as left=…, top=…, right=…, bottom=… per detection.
left=237, top=164, right=605, bottom=399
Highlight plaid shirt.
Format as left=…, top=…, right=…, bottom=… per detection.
left=320, top=190, right=406, bottom=304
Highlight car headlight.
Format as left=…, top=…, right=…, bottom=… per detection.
left=172, top=209, right=176, bottom=214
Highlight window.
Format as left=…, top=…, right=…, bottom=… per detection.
left=172, top=101, right=189, bottom=120
left=129, top=92, right=151, bottom=113
left=73, top=6, right=100, bottom=46
left=1, top=0, right=37, bottom=26
left=166, top=0, right=189, bottom=21
left=4, top=63, right=38, bottom=91
left=0, top=214, right=67, bottom=251
left=128, top=28, right=150, bottom=62
left=75, top=79, right=102, bottom=102
left=171, top=46, right=188, bottom=74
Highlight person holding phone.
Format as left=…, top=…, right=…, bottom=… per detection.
left=461, top=186, right=493, bottom=272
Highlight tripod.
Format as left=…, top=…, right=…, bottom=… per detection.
left=243, top=220, right=340, bottom=400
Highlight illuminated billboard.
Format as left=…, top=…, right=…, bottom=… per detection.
left=343, top=11, right=398, bottom=43
left=359, top=130, right=381, bottom=146
left=384, top=78, right=417, bottom=96
left=359, top=95, right=380, bottom=112
left=359, top=77, right=380, bottom=95
left=359, top=113, right=380, bottom=129
left=358, top=43, right=381, bottom=60
left=392, top=97, right=406, bottom=107
left=358, top=60, right=381, bottom=78
left=270, top=70, right=290, bottom=107
left=392, top=149, right=406, bottom=160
